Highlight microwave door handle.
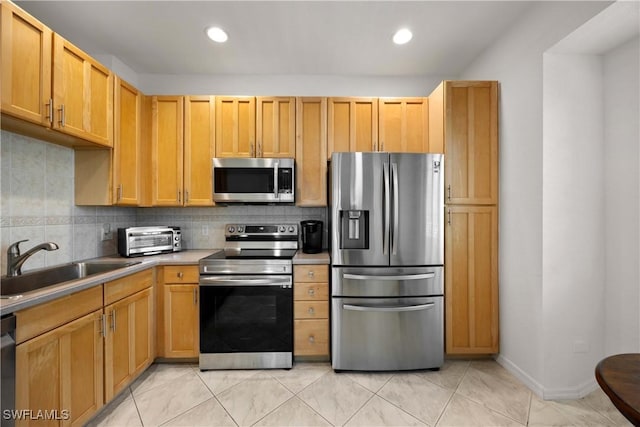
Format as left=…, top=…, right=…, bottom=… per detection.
left=274, top=161, right=279, bottom=200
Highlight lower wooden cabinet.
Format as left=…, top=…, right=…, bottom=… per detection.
left=15, top=309, right=104, bottom=427
left=104, top=287, right=153, bottom=401
left=445, top=205, right=499, bottom=354
left=293, top=265, right=329, bottom=357
left=157, top=265, right=200, bottom=358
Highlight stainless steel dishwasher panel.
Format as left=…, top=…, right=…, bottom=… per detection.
left=331, top=296, right=443, bottom=371
left=1, top=314, right=16, bottom=427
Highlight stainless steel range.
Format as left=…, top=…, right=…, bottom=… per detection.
left=198, top=224, right=298, bottom=370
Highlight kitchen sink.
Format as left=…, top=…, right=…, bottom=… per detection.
left=0, top=260, right=141, bottom=297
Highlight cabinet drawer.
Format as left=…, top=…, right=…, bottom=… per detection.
left=294, top=283, right=328, bottom=301
left=294, top=265, right=328, bottom=283
left=16, top=285, right=103, bottom=344
left=294, top=319, right=329, bottom=356
left=163, top=265, right=199, bottom=283
left=294, top=301, right=329, bottom=319
left=104, top=268, right=153, bottom=305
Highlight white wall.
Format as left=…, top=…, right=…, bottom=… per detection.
left=603, top=36, right=640, bottom=355
left=459, top=1, right=610, bottom=396
left=542, top=53, right=605, bottom=397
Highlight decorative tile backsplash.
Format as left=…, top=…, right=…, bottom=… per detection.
left=0, top=130, right=327, bottom=275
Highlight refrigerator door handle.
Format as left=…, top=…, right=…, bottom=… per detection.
left=391, top=162, right=399, bottom=255
left=383, top=162, right=390, bottom=255
left=343, top=303, right=435, bottom=313
left=343, top=273, right=435, bottom=281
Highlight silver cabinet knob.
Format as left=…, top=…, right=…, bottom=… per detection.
left=308, top=270, right=315, bottom=278
left=308, top=307, right=315, bottom=315
left=308, top=335, right=315, bottom=343
left=177, top=271, right=183, bottom=279
left=308, top=288, right=315, bottom=296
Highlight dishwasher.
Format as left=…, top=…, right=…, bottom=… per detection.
left=1, top=314, right=16, bottom=427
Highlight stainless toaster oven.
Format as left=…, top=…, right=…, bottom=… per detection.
left=117, top=226, right=181, bottom=257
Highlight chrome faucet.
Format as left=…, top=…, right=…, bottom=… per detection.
left=7, top=240, right=59, bottom=277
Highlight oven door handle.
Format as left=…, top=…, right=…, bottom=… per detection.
left=343, top=303, right=435, bottom=313
left=199, top=275, right=292, bottom=287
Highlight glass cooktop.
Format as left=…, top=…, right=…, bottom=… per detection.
left=203, top=248, right=297, bottom=260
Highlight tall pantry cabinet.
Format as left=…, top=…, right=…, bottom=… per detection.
left=429, top=81, right=499, bottom=354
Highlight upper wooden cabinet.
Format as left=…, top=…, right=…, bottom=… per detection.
left=215, top=96, right=256, bottom=157
left=151, top=96, right=184, bottom=206
left=378, top=97, right=429, bottom=153
left=256, top=96, right=296, bottom=158
left=429, top=81, right=498, bottom=205
left=1, top=1, right=113, bottom=147
left=327, top=97, right=378, bottom=157
left=296, top=97, right=328, bottom=207
left=184, top=96, right=215, bottom=206
left=113, top=77, right=142, bottom=205
left=1, top=0, right=52, bottom=126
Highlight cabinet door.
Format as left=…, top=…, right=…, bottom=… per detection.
left=256, top=97, right=296, bottom=158
left=52, top=34, right=113, bottom=147
left=151, top=96, right=184, bottom=206
left=215, top=97, right=255, bottom=157
left=445, top=81, right=498, bottom=205
left=0, top=1, right=52, bottom=126
left=184, top=96, right=215, bottom=206
left=16, top=310, right=104, bottom=427
left=296, top=97, right=327, bottom=207
left=379, top=97, right=428, bottom=153
left=104, top=287, right=153, bottom=401
left=163, top=284, right=199, bottom=358
left=113, top=77, right=141, bottom=205
left=328, top=97, right=378, bottom=156
left=445, top=206, right=498, bottom=354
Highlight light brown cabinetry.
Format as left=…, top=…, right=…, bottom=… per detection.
left=184, top=96, right=216, bottom=206
left=1, top=0, right=52, bottom=126
left=256, top=97, right=296, bottom=157
left=429, top=80, right=499, bottom=355
left=327, top=97, right=378, bottom=156
left=215, top=96, right=256, bottom=157
left=103, top=269, right=154, bottom=401
left=293, top=265, right=329, bottom=357
left=1, top=0, right=113, bottom=148
left=151, top=96, right=184, bottom=206
left=15, top=286, right=104, bottom=427
left=157, top=266, right=199, bottom=358
left=378, top=97, right=429, bottom=153
left=296, top=97, right=328, bottom=206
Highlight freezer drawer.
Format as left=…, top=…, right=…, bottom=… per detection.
left=331, top=296, right=444, bottom=371
left=332, top=266, right=443, bottom=298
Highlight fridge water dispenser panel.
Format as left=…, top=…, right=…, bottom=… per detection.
left=340, top=210, right=369, bottom=249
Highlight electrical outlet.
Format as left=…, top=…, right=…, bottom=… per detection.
left=101, top=223, right=111, bottom=241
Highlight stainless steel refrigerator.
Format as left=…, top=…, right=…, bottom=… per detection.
left=330, top=152, right=444, bottom=371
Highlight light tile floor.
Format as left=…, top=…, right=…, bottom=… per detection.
left=87, top=360, right=632, bottom=427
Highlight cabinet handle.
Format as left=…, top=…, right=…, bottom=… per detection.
left=110, top=310, right=116, bottom=332
left=447, top=185, right=451, bottom=201
left=308, top=288, right=315, bottom=297
left=185, top=190, right=189, bottom=203
left=258, top=143, right=262, bottom=157
left=308, top=307, right=315, bottom=315
left=308, top=270, right=315, bottom=278
left=117, top=184, right=123, bottom=202
left=250, top=143, right=254, bottom=157
left=58, top=104, right=65, bottom=127
left=100, top=314, right=106, bottom=338
left=381, top=141, right=384, bottom=151
left=308, top=335, right=315, bottom=344
left=46, top=99, right=53, bottom=124
left=177, top=190, right=181, bottom=203
left=193, top=288, right=198, bottom=305
left=447, top=209, right=451, bottom=225
left=177, top=271, right=184, bottom=279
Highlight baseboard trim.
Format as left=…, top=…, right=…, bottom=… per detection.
left=495, top=354, right=545, bottom=398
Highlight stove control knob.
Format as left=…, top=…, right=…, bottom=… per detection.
left=237, top=226, right=244, bottom=233
left=279, top=225, right=286, bottom=232
left=227, top=226, right=235, bottom=233
left=288, top=226, right=295, bottom=233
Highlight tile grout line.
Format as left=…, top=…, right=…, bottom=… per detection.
left=128, top=385, right=146, bottom=427
left=191, top=366, right=241, bottom=427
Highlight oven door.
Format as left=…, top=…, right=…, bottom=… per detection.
left=199, top=275, right=293, bottom=369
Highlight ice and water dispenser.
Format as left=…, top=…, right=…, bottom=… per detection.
left=339, top=210, right=369, bottom=249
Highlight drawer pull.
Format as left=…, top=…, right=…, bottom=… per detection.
left=308, top=335, right=315, bottom=343
left=308, top=307, right=315, bottom=315
left=177, top=272, right=183, bottom=279
left=308, top=288, right=315, bottom=297
left=308, top=270, right=315, bottom=278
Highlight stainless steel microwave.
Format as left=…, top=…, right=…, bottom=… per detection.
left=212, top=158, right=295, bottom=204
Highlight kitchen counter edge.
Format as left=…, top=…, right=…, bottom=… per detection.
left=293, top=250, right=330, bottom=265
left=0, top=250, right=218, bottom=315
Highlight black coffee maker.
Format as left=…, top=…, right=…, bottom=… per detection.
left=300, top=220, right=323, bottom=254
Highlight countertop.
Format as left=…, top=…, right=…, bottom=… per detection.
left=1, top=249, right=330, bottom=315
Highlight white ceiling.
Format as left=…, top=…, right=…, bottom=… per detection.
left=16, top=1, right=537, bottom=77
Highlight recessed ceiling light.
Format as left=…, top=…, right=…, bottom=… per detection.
left=206, top=26, right=228, bottom=43
left=393, top=28, right=413, bottom=45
